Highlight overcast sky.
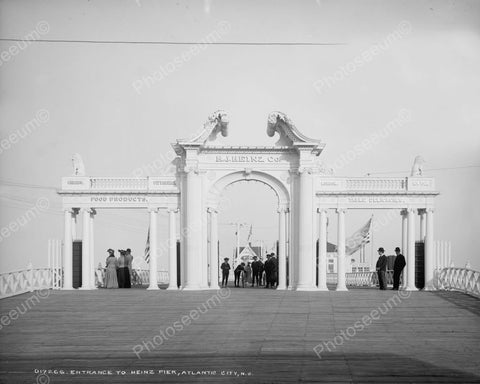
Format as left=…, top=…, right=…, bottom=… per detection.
left=0, top=0, right=479, bottom=273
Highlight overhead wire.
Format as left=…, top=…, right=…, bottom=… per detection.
left=0, top=38, right=346, bottom=46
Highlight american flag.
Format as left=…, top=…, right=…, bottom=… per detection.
left=345, top=216, right=373, bottom=255
left=144, top=226, right=150, bottom=263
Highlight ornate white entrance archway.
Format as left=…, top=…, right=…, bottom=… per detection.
left=206, top=170, right=290, bottom=290
left=59, top=110, right=439, bottom=292
left=173, top=111, right=326, bottom=291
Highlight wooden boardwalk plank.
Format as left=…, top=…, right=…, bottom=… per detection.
left=0, top=289, right=479, bottom=383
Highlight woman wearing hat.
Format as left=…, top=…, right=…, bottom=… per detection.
left=104, top=249, right=119, bottom=289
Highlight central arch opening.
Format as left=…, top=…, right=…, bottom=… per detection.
left=216, top=180, right=281, bottom=287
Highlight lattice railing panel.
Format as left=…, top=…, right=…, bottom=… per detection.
left=326, top=271, right=396, bottom=287
left=438, top=268, right=480, bottom=297
left=0, top=269, right=53, bottom=299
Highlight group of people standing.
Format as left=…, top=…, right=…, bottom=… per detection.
left=221, top=253, right=278, bottom=288
left=375, top=247, right=406, bottom=290
left=104, top=248, right=134, bottom=289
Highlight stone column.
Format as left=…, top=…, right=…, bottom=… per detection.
left=277, top=207, right=287, bottom=290
left=336, top=208, right=348, bottom=291
left=208, top=208, right=220, bottom=289
left=317, top=209, right=328, bottom=291
left=297, top=168, right=316, bottom=290
left=287, top=209, right=293, bottom=290
left=71, top=208, right=78, bottom=241
left=406, top=208, right=417, bottom=291
left=167, top=209, right=178, bottom=290
left=401, top=210, right=408, bottom=256
left=147, top=208, right=159, bottom=290
left=424, top=208, right=434, bottom=290
left=63, top=209, right=74, bottom=290
left=400, top=209, right=408, bottom=289
left=419, top=209, right=426, bottom=242
left=89, top=209, right=96, bottom=289
left=184, top=168, right=202, bottom=290
left=80, top=208, right=91, bottom=289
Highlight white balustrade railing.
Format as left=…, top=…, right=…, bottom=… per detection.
left=61, top=176, right=177, bottom=193
left=90, top=177, right=148, bottom=190
left=437, top=267, right=480, bottom=297
left=327, top=271, right=396, bottom=287
left=0, top=268, right=56, bottom=299
left=345, top=178, right=406, bottom=191
left=317, top=177, right=435, bottom=193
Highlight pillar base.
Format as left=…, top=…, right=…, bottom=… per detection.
left=295, top=285, right=319, bottom=291
left=62, top=287, right=75, bottom=290
left=166, top=286, right=179, bottom=291
left=206, top=286, right=221, bottom=290
left=335, top=286, right=348, bottom=292
left=147, top=285, right=160, bottom=290
left=276, top=284, right=287, bottom=290
left=182, top=285, right=203, bottom=290
left=79, top=286, right=93, bottom=290
left=405, top=286, right=418, bottom=291
left=316, top=286, right=329, bottom=291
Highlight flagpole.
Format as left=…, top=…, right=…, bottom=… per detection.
left=236, top=222, right=240, bottom=267
left=370, top=216, right=374, bottom=270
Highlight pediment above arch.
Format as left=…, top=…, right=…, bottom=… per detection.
left=267, top=111, right=325, bottom=155
left=173, top=110, right=229, bottom=155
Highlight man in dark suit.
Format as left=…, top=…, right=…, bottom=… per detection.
left=270, top=252, right=278, bottom=288
left=234, top=262, right=246, bottom=287
left=124, top=248, right=133, bottom=288
left=251, top=256, right=259, bottom=287
left=264, top=254, right=276, bottom=288
left=376, top=247, right=388, bottom=290
left=221, top=258, right=231, bottom=287
left=392, top=247, right=406, bottom=290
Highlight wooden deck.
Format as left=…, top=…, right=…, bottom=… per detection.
left=0, top=287, right=479, bottom=383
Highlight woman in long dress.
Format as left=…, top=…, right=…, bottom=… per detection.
left=104, top=249, right=118, bottom=289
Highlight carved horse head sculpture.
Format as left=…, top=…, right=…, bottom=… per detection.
left=206, top=110, right=229, bottom=143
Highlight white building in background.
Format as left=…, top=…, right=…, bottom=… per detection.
left=58, top=110, right=439, bottom=292
left=326, top=248, right=371, bottom=274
